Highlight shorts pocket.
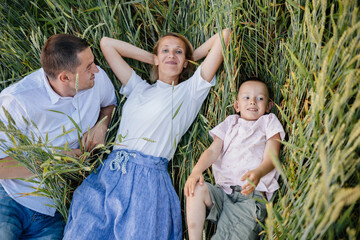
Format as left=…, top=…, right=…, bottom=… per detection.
left=255, top=201, right=267, bottom=223
left=252, top=201, right=267, bottom=237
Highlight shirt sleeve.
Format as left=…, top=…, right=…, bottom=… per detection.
left=97, top=67, right=117, bottom=107
left=265, top=113, right=285, bottom=141
left=120, top=70, right=150, bottom=97
left=0, top=95, right=29, bottom=159
left=209, top=115, right=238, bottom=141
left=187, top=65, right=216, bottom=101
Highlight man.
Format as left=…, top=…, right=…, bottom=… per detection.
left=0, top=34, right=117, bottom=239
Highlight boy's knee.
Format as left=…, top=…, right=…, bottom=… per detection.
left=192, top=184, right=213, bottom=207
left=186, top=184, right=207, bottom=202
left=193, top=184, right=209, bottom=198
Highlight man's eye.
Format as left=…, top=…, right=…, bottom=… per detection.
left=162, top=49, right=169, bottom=53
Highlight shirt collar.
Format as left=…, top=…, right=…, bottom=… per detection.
left=155, top=79, right=182, bottom=88
left=237, top=114, right=265, bottom=125
left=237, top=115, right=254, bottom=125
left=42, top=69, right=72, bottom=104
left=154, top=80, right=168, bottom=89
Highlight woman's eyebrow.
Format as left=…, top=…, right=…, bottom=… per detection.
left=161, top=44, right=184, bottom=48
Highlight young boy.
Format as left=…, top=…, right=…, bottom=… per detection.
left=184, top=79, right=285, bottom=240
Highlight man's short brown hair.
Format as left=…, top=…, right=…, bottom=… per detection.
left=40, top=34, right=89, bottom=80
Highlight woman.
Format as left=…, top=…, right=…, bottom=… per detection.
left=63, top=29, right=230, bottom=240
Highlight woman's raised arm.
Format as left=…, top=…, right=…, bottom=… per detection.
left=100, top=37, right=154, bottom=86
left=193, top=28, right=230, bottom=82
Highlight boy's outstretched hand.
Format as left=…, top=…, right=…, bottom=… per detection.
left=240, top=133, right=281, bottom=196
left=184, top=171, right=204, bottom=197
left=240, top=169, right=261, bottom=196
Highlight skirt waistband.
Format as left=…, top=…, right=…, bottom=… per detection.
left=108, top=149, right=169, bottom=173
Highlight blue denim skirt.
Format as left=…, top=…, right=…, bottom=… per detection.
left=63, top=149, right=182, bottom=240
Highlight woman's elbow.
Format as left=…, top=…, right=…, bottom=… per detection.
left=222, top=28, right=230, bottom=45
left=100, top=37, right=111, bottom=51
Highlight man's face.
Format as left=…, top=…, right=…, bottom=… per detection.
left=70, top=47, right=99, bottom=91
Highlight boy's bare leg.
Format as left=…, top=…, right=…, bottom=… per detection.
left=186, top=184, right=213, bottom=240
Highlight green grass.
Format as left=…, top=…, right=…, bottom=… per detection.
left=1, top=0, right=359, bottom=239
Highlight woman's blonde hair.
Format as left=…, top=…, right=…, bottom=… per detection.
left=150, top=33, right=194, bottom=83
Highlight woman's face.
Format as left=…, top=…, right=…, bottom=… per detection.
left=154, top=36, right=188, bottom=85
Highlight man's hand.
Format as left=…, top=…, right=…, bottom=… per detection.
left=61, top=148, right=82, bottom=158
left=240, top=169, right=261, bottom=196
left=81, top=124, right=107, bottom=152
left=81, top=105, right=116, bottom=152
left=184, top=171, right=204, bottom=198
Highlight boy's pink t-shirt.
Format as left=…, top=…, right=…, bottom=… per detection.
left=209, top=113, right=285, bottom=200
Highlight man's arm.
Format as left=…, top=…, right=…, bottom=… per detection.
left=81, top=104, right=116, bottom=151
left=0, top=97, right=35, bottom=179
left=0, top=156, right=34, bottom=179
left=0, top=146, right=83, bottom=179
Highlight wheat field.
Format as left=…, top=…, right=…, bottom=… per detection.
left=0, top=0, right=359, bottom=239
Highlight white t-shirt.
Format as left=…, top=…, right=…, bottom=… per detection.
left=0, top=67, right=117, bottom=216
left=210, top=113, right=285, bottom=200
left=113, top=65, right=216, bottom=160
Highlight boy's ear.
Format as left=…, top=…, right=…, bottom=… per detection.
left=266, top=100, right=274, bottom=113
left=234, top=100, right=240, bottom=113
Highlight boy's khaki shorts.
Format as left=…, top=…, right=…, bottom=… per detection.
left=205, top=183, right=267, bottom=240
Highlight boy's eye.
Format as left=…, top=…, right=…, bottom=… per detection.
left=257, top=97, right=264, bottom=100
left=243, top=97, right=249, bottom=100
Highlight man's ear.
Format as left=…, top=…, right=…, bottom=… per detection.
left=234, top=100, right=240, bottom=113
left=266, top=100, right=274, bottom=113
left=58, top=71, right=71, bottom=83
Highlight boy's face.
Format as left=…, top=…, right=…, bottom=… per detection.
left=234, top=81, right=273, bottom=121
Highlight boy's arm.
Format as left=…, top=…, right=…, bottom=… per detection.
left=184, top=136, right=223, bottom=197
left=240, top=133, right=281, bottom=196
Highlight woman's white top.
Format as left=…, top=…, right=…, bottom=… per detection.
left=113, top=66, right=216, bottom=160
